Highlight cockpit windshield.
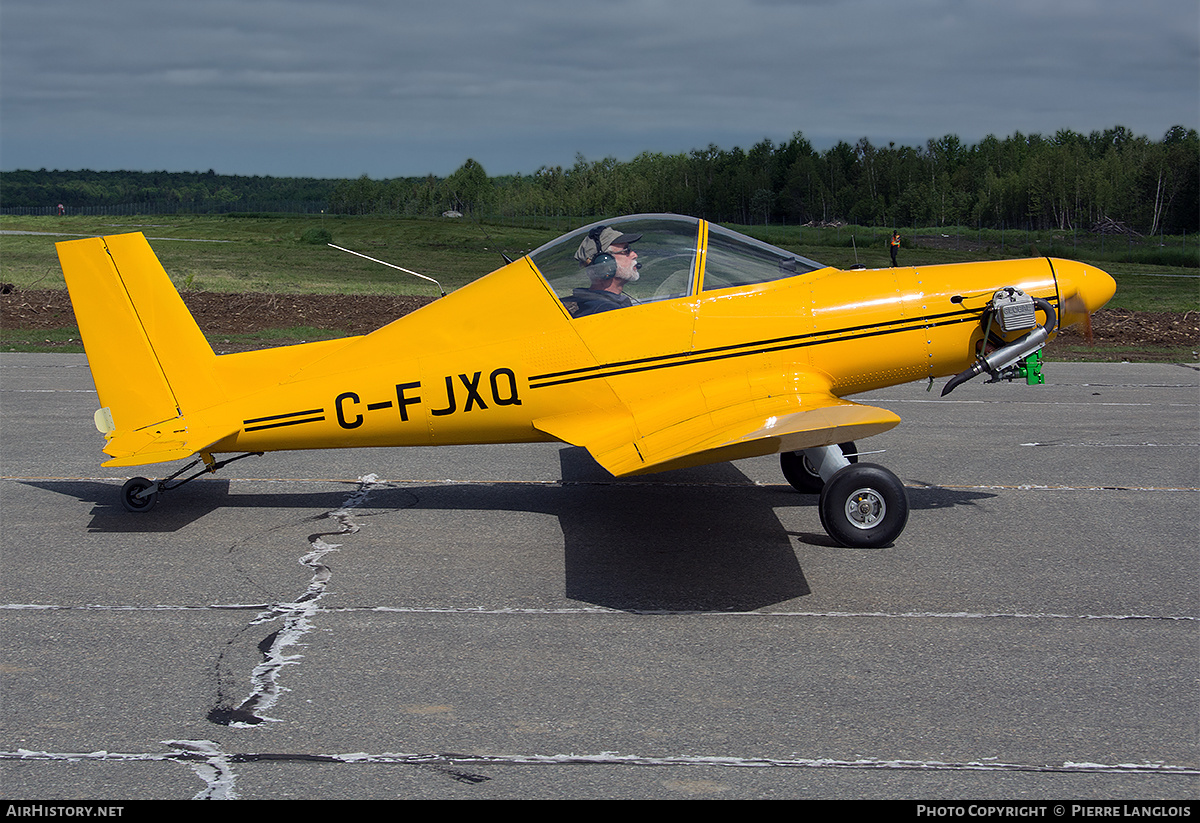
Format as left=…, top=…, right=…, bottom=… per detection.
left=701, top=223, right=824, bottom=291
left=528, top=214, right=825, bottom=318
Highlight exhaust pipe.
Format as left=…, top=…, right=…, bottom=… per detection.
left=942, top=297, right=1056, bottom=397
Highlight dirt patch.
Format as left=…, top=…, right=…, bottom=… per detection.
left=1048, top=307, right=1198, bottom=361
left=2, top=288, right=1196, bottom=361
left=185, top=291, right=436, bottom=337
left=1, top=289, right=436, bottom=344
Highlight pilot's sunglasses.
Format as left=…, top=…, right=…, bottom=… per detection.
left=610, top=247, right=635, bottom=256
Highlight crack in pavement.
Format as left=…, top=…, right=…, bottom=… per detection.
left=208, top=474, right=383, bottom=727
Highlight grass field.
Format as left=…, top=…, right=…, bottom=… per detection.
left=2, top=213, right=1197, bottom=311
left=0, top=214, right=552, bottom=297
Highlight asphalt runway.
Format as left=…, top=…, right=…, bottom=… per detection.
left=1, top=353, right=1196, bottom=800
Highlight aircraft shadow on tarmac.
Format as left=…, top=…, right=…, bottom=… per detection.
left=20, top=451, right=995, bottom=612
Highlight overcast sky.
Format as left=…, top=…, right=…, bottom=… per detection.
left=2, top=0, right=1197, bottom=179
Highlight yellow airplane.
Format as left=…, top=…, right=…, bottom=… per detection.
left=56, top=214, right=1115, bottom=547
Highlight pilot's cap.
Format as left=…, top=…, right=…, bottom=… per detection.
left=574, top=226, right=642, bottom=266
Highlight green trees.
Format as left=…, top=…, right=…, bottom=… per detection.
left=0, top=169, right=337, bottom=213
left=443, top=158, right=491, bottom=215
left=455, top=125, right=1195, bottom=235
left=4, top=126, right=1195, bottom=234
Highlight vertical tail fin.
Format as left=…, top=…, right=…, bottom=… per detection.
left=57, top=233, right=225, bottom=465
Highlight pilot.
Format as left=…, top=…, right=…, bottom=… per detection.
left=569, top=225, right=643, bottom=316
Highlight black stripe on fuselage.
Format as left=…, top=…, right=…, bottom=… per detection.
left=243, top=408, right=326, bottom=432
left=528, top=304, right=1022, bottom=390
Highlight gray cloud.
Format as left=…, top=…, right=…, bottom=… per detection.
left=2, top=0, right=1196, bottom=177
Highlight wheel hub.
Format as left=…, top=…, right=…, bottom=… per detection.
left=844, top=488, right=886, bottom=529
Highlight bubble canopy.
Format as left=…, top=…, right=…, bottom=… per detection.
left=529, top=214, right=826, bottom=313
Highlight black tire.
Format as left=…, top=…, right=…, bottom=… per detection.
left=818, top=463, right=908, bottom=548
left=780, top=442, right=858, bottom=493
left=121, top=477, right=158, bottom=513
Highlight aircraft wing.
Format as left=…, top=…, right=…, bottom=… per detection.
left=534, top=370, right=901, bottom=476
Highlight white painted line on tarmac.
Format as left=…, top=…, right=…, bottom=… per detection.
left=5, top=602, right=1192, bottom=621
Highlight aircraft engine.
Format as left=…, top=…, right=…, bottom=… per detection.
left=941, top=287, right=1056, bottom=396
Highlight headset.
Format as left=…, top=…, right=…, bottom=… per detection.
left=586, top=226, right=618, bottom=280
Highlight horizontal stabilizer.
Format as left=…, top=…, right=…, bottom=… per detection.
left=99, top=417, right=240, bottom=468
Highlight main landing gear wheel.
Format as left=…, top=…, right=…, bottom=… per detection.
left=780, top=442, right=857, bottom=493
left=121, top=477, right=159, bottom=513
left=818, top=463, right=908, bottom=548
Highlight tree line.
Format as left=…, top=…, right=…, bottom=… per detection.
left=0, top=169, right=336, bottom=214
left=4, top=125, right=1196, bottom=235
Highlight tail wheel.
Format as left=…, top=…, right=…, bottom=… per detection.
left=818, top=463, right=908, bottom=548
left=780, top=442, right=857, bottom=493
left=121, top=477, right=159, bottom=513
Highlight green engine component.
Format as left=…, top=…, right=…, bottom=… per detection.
left=1015, top=350, right=1045, bottom=385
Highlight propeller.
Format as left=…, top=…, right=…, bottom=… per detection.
left=1061, top=290, right=1095, bottom=344
left=1048, top=259, right=1113, bottom=346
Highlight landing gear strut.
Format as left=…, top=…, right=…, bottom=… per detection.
left=780, top=442, right=858, bottom=493
left=119, top=452, right=262, bottom=513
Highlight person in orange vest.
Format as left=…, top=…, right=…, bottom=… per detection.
left=889, top=231, right=900, bottom=267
